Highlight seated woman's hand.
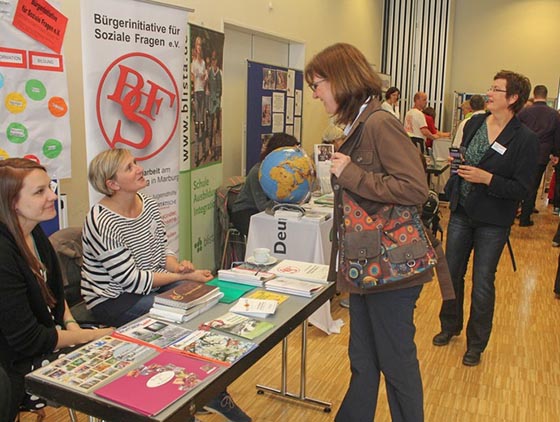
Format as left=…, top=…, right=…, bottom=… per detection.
left=187, top=269, right=214, bottom=283
left=176, top=259, right=195, bottom=273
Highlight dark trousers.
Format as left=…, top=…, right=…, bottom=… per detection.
left=555, top=251, right=560, bottom=295
left=520, top=163, right=547, bottom=223
left=0, top=365, right=13, bottom=422
left=336, top=285, right=424, bottom=422
left=230, top=208, right=258, bottom=239
left=438, top=211, right=509, bottom=352
left=554, top=164, right=560, bottom=208
left=91, top=281, right=182, bottom=327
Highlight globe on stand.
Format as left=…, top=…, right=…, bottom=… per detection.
left=258, top=146, right=316, bottom=204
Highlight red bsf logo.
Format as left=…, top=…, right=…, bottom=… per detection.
left=96, top=52, right=179, bottom=160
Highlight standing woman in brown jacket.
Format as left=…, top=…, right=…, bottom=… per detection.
left=305, top=43, right=431, bottom=422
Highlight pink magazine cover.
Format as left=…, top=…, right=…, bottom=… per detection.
left=94, top=351, right=221, bottom=416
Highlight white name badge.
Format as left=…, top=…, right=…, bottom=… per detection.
left=491, top=142, right=507, bottom=155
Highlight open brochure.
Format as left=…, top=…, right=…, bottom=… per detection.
left=31, top=336, right=154, bottom=393
left=113, top=317, right=193, bottom=349
left=229, top=297, right=278, bottom=318
left=168, top=330, right=257, bottom=366
left=200, top=312, right=274, bottom=340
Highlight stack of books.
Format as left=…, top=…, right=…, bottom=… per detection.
left=265, top=277, right=324, bottom=297
left=269, top=259, right=330, bottom=284
left=313, top=192, right=334, bottom=206
left=302, top=209, right=332, bottom=221
left=149, top=280, right=223, bottom=323
left=217, top=265, right=276, bottom=287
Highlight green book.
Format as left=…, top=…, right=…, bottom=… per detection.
left=207, top=278, right=255, bottom=303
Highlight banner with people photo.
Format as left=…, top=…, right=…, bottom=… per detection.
left=80, top=0, right=189, bottom=253
left=0, top=0, right=71, bottom=178
left=182, top=24, right=225, bottom=270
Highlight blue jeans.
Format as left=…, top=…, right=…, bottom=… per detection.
left=91, top=281, right=182, bottom=327
left=439, top=210, right=509, bottom=352
left=336, top=286, right=424, bottom=422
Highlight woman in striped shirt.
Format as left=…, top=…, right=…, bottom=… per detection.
left=80, top=149, right=213, bottom=327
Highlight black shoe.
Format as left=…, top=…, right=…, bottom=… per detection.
left=519, top=220, right=534, bottom=227
left=432, top=331, right=460, bottom=346
left=462, top=350, right=481, bottom=366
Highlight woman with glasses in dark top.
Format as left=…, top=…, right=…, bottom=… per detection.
left=433, top=71, right=538, bottom=366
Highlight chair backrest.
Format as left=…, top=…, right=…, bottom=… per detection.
left=48, top=227, right=83, bottom=307
left=214, top=176, right=245, bottom=269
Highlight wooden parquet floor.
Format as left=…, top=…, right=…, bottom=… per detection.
left=22, top=201, right=560, bottom=422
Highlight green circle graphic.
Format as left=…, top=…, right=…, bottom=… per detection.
left=26, top=79, right=47, bottom=101
left=43, top=138, right=63, bottom=159
left=6, top=122, right=28, bottom=144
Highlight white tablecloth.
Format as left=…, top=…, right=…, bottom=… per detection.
left=246, top=211, right=343, bottom=335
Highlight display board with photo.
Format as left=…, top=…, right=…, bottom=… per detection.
left=246, top=61, right=304, bottom=173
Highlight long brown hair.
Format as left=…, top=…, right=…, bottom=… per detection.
left=305, top=43, right=382, bottom=125
left=0, top=158, right=56, bottom=308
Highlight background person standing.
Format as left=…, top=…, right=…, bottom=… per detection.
left=517, top=85, right=560, bottom=226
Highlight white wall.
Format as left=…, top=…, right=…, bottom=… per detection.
left=58, top=0, right=384, bottom=226
left=445, top=0, right=560, bottom=126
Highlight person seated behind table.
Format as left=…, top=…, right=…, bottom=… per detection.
left=0, top=158, right=114, bottom=422
left=230, top=133, right=299, bottom=238
left=423, top=106, right=451, bottom=149
left=80, top=149, right=251, bottom=422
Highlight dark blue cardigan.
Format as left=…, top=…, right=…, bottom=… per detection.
left=445, top=112, right=538, bottom=227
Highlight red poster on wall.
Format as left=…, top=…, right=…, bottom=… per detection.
left=12, top=0, right=67, bottom=53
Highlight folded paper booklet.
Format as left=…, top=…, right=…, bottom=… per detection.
left=113, top=317, right=193, bottom=349
left=154, top=280, right=221, bottom=310
left=169, top=330, right=257, bottom=366
left=200, top=312, right=274, bottom=340
left=269, top=259, right=330, bottom=284
left=95, top=351, right=221, bottom=416
left=245, top=290, right=289, bottom=304
left=31, top=336, right=154, bottom=393
left=229, top=297, right=278, bottom=318
left=265, top=277, right=324, bottom=297
left=218, top=266, right=276, bottom=287
left=314, top=192, right=334, bottom=206
left=302, top=209, right=332, bottom=221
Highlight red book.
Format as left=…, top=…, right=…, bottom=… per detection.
left=154, top=281, right=220, bottom=310
left=94, top=351, right=221, bottom=416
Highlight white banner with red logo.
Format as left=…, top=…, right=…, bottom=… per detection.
left=80, top=0, right=188, bottom=252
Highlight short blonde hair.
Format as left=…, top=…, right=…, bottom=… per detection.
left=88, top=148, right=131, bottom=196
